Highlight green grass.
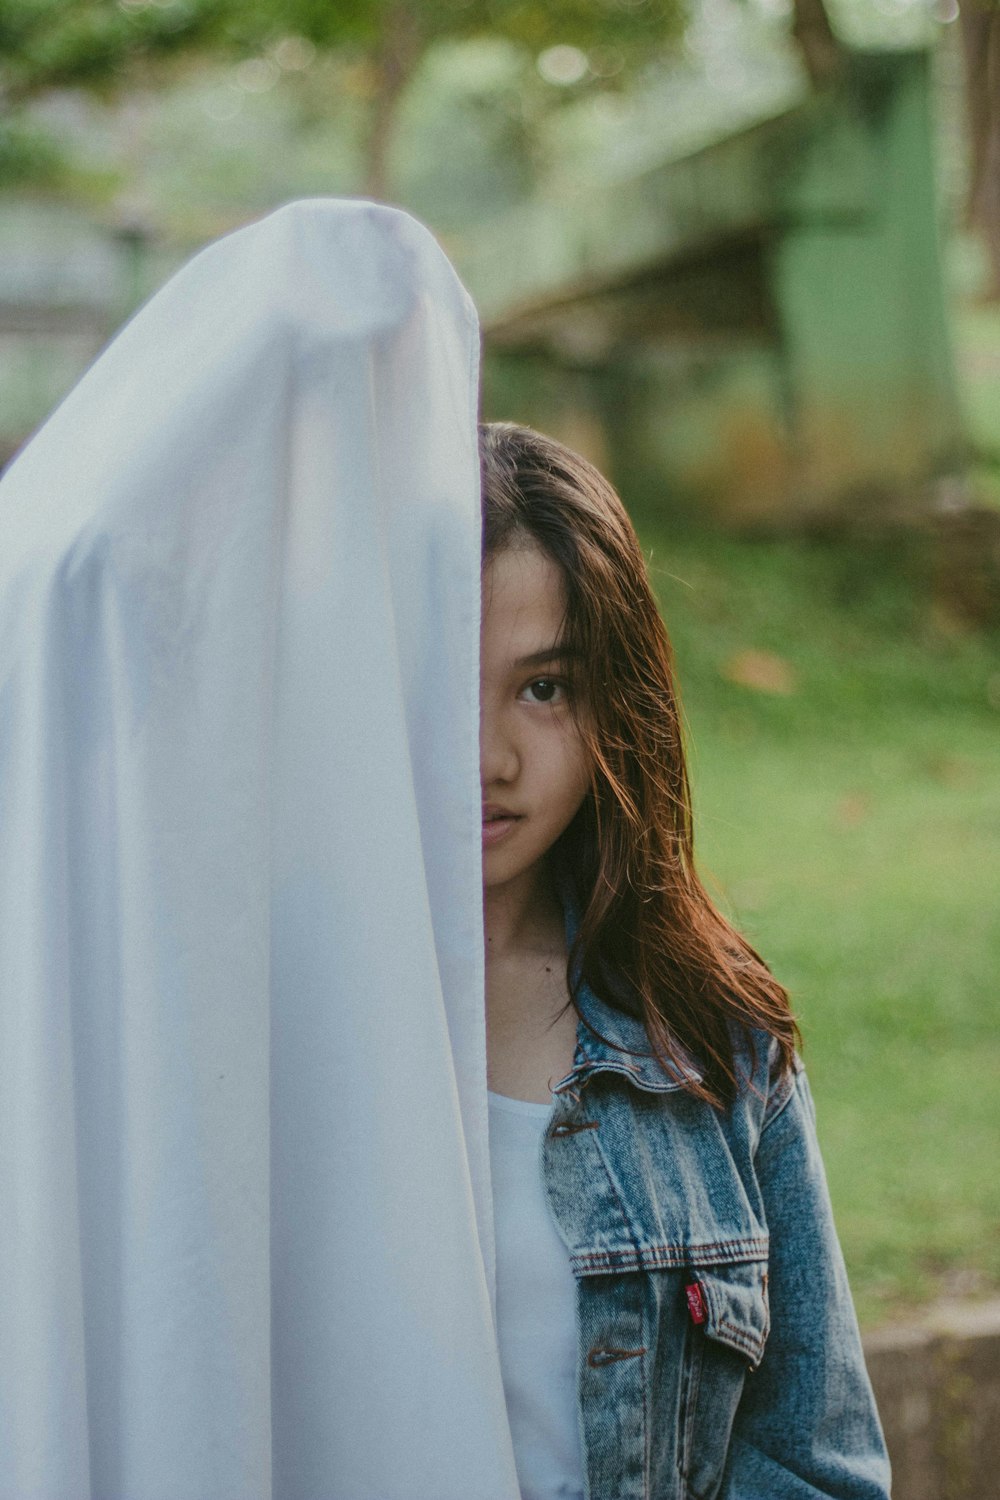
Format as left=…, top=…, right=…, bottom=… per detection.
left=636, top=526, right=1000, bottom=1328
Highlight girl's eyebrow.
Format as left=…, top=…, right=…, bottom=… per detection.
left=514, top=645, right=580, bottom=668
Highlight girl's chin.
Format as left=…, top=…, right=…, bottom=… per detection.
left=481, top=843, right=554, bottom=898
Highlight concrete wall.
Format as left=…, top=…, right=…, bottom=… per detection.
left=864, top=1302, right=1000, bottom=1500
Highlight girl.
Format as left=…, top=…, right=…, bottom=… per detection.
left=478, top=421, right=891, bottom=1500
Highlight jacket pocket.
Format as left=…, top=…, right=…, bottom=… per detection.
left=678, top=1260, right=769, bottom=1500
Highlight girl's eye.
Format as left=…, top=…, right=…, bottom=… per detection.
left=522, top=677, right=566, bottom=705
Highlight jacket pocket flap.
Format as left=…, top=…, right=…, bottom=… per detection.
left=695, top=1262, right=770, bottom=1368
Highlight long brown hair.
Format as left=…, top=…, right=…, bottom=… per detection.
left=479, top=421, right=798, bottom=1108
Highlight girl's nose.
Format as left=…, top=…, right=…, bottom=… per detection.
left=479, top=705, right=519, bottom=787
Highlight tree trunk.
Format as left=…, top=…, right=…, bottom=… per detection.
left=789, top=0, right=844, bottom=89
left=960, top=2, right=1000, bottom=300
left=363, top=3, right=424, bottom=200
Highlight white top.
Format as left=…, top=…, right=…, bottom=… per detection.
left=488, top=1091, right=587, bottom=1500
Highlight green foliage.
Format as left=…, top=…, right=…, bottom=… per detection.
left=0, top=118, right=67, bottom=186
left=0, top=0, right=685, bottom=102
left=212, top=0, right=685, bottom=73
left=0, top=0, right=688, bottom=196
left=0, top=0, right=232, bottom=102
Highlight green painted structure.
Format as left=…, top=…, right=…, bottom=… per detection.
left=457, top=49, right=963, bottom=527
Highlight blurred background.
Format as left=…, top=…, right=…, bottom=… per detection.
left=1, top=0, right=997, bottom=1489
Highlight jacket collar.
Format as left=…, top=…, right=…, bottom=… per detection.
left=552, top=897, right=703, bottom=1097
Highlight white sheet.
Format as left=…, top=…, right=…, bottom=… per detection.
left=0, top=199, right=520, bottom=1500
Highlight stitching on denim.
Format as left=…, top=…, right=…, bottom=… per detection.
left=576, top=1059, right=684, bottom=1096
left=570, top=1239, right=770, bottom=1274
left=572, top=1250, right=644, bottom=1273
left=716, top=1318, right=763, bottom=1359
left=676, top=1237, right=769, bottom=1254
left=760, top=1053, right=803, bottom=1133
left=640, top=1339, right=650, bottom=1498
left=678, top=1315, right=704, bottom=1500
left=592, top=1123, right=647, bottom=1265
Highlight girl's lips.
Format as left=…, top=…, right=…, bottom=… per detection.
left=482, top=815, right=520, bottom=847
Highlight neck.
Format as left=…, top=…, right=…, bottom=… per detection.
left=483, top=862, right=564, bottom=961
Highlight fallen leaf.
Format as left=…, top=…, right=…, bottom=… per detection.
left=721, top=649, right=797, bottom=695
left=926, top=755, right=976, bottom=788
left=835, top=792, right=870, bottom=827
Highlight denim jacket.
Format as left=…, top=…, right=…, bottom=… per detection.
left=538, top=978, right=891, bottom=1500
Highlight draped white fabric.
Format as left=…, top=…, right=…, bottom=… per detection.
left=0, top=200, right=521, bottom=1500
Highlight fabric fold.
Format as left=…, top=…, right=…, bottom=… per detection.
left=0, top=199, right=519, bottom=1500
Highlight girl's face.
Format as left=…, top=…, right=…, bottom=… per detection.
left=480, top=542, right=592, bottom=896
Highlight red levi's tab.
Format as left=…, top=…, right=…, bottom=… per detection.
left=684, top=1281, right=707, bottom=1325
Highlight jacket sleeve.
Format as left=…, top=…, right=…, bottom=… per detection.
left=720, top=1060, right=892, bottom=1499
